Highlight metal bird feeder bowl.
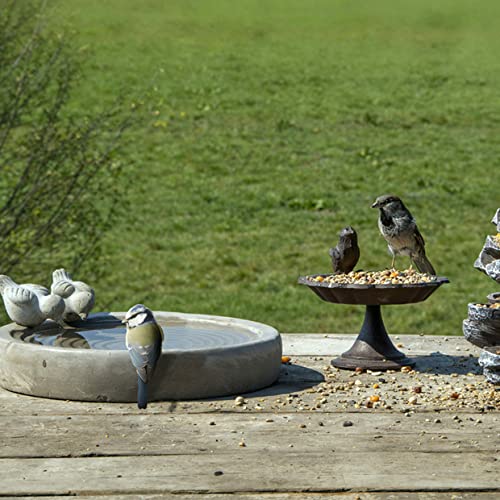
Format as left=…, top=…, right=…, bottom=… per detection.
left=299, top=275, right=449, bottom=370
left=0, top=312, right=282, bottom=402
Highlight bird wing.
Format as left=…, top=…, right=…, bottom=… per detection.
left=157, top=322, right=164, bottom=342
left=51, top=280, right=75, bottom=298
left=73, top=280, right=93, bottom=293
left=413, top=225, right=426, bottom=250
left=329, top=246, right=341, bottom=269
left=126, top=342, right=161, bottom=383
left=4, top=286, right=36, bottom=305
left=23, top=284, right=50, bottom=295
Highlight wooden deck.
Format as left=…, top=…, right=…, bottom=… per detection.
left=0, top=334, right=498, bottom=499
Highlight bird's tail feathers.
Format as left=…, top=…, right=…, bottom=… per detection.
left=137, top=377, right=148, bottom=409
left=52, top=268, right=72, bottom=283
left=413, top=255, right=436, bottom=275
left=0, top=275, right=16, bottom=293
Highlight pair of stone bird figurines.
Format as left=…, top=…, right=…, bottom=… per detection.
left=329, top=194, right=436, bottom=275
left=0, top=269, right=158, bottom=410
left=0, top=269, right=95, bottom=328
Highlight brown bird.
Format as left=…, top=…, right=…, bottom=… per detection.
left=372, top=194, right=436, bottom=275
left=329, top=226, right=360, bottom=274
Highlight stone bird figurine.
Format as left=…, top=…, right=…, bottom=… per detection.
left=372, top=194, right=436, bottom=275
left=51, top=269, right=95, bottom=322
left=329, top=226, right=360, bottom=274
left=122, top=304, right=163, bottom=409
left=0, top=275, right=66, bottom=327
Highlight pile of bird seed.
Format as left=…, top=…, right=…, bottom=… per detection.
left=476, top=302, right=500, bottom=309
left=310, top=268, right=436, bottom=286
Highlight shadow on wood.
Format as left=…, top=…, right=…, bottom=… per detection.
left=414, top=353, right=482, bottom=375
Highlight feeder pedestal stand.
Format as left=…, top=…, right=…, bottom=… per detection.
left=331, top=304, right=414, bottom=370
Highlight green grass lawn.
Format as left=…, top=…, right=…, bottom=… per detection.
left=52, top=0, right=500, bottom=334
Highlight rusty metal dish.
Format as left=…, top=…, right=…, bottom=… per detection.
left=298, top=275, right=449, bottom=305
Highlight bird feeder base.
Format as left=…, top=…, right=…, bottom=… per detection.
left=331, top=305, right=415, bottom=370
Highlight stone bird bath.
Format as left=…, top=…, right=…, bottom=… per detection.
left=0, top=311, right=282, bottom=402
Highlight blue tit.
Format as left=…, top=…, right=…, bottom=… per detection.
left=122, top=304, right=163, bottom=409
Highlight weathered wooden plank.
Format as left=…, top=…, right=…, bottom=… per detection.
left=282, top=335, right=481, bottom=357
left=9, top=493, right=500, bottom=500
left=0, top=412, right=498, bottom=459
left=0, top=450, right=498, bottom=496
left=0, top=351, right=494, bottom=417
left=0, top=335, right=497, bottom=497
left=0, top=357, right=325, bottom=416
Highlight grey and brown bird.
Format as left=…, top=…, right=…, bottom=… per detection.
left=372, top=194, right=436, bottom=275
left=122, top=304, right=163, bottom=409
left=329, top=226, right=360, bottom=274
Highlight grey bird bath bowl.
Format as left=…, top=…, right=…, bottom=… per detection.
left=0, top=311, right=282, bottom=402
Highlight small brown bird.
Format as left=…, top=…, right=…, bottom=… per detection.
left=372, top=194, right=436, bottom=275
left=329, top=226, right=360, bottom=274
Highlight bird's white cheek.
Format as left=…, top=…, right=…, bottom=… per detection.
left=128, top=313, right=148, bottom=328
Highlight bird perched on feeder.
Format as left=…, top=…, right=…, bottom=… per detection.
left=329, top=226, right=360, bottom=274
left=0, top=275, right=66, bottom=327
left=122, top=304, right=163, bottom=409
left=51, top=268, right=95, bottom=322
left=372, top=194, right=436, bottom=275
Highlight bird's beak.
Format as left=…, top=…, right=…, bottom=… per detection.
left=121, top=317, right=128, bottom=325
left=79, top=313, right=88, bottom=321
left=371, top=201, right=380, bottom=208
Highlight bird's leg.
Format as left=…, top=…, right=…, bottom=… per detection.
left=391, top=255, right=395, bottom=270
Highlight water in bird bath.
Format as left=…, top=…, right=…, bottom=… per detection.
left=9, top=317, right=258, bottom=350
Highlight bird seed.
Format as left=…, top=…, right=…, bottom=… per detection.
left=309, top=268, right=436, bottom=286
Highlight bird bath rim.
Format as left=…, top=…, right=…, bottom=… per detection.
left=0, top=311, right=282, bottom=402
left=3, top=311, right=278, bottom=354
